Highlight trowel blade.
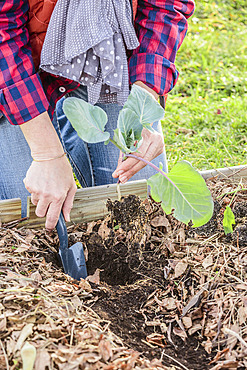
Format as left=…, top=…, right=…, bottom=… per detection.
left=67, top=242, right=87, bottom=281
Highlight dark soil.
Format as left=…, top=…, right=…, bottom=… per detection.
left=75, top=195, right=214, bottom=369
left=92, top=283, right=211, bottom=370
left=43, top=193, right=247, bottom=369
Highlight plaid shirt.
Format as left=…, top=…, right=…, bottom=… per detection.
left=0, top=0, right=195, bottom=125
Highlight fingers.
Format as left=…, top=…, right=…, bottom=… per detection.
left=112, top=130, right=164, bottom=183
left=45, top=200, right=64, bottom=230
left=31, top=186, right=76, bottom=230
left=113, top=137, right=150, bottom=179
left=119, top=143, right=155, bottom=183
left=23, top=159, right=77, bottom=230
left=62, top=184, right=77, bottom=222
left=112, top=152, right=125, bottom=179
left=30, top=193, right=39, bottom=206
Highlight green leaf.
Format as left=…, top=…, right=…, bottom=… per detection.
left=148, top=161, right=214, bottom=227
left=223, top=205, right=235, bottom=235
left=112, top=128, right=128, bottom=153
left=63, top=97, right=110, bottom=143
left=124, top=84, right=165, bottom=130
left=114, top=108, right=143, bottom=153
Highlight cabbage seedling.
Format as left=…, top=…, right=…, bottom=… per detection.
left=63, top=85, right=214, bottom=227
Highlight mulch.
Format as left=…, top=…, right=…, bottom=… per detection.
left=0, top=176, right=246, bottom=369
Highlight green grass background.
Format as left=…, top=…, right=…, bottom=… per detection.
left=163, top=0, right=247, bottom=170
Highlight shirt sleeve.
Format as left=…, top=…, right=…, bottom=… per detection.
left=129, top=0, right=195, bottom=96
left=0, top=0, right=49, bottom=125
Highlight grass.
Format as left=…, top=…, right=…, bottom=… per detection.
left=163, top=0, right=247, bottom=170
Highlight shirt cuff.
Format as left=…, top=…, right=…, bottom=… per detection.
left=129, top=53, right=179, bottom=96
left=0, top=74, right=49, bottom=125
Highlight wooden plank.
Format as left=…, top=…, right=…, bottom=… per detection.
left=200, top=165, right=247, bottom=181
left=19, top=179, right=148, bottom=228
left=0, top=198, right=21, bottom=223
left=1, top=164, right=246, bottom=229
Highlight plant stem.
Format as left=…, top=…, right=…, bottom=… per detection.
left=125, top=153, right=175, bottom=186
left=109, top=138, right=125, bottom=152
left=109, top=141, right=177, bottom=190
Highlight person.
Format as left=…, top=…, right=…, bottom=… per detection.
left=0, top=0, right=195, bottom=230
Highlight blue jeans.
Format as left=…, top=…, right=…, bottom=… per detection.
left=0, top=85, right=167, bottom=217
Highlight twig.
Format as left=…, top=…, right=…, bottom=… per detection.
left=70, top=323, right=75, bottom=346
left=222, top=327, right=247, bottom=348
left=160, top=350, right=190, bottom=370
left=2, top=217, right=28, bottom=228
left=227, top=165, right=247, bottom=179
left=141, top=339, right=156, bottom=348
left=217, top=187, right=247, bottom=199
left=167, top=322, right=177, bottom=348
left=0, top=340, right=9, bottom=370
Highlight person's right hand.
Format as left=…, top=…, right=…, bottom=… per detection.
left=20, top=112, right=77, bottom=230
left=23, top=156, right=77, bottom=230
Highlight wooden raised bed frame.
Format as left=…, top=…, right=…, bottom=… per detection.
left=0, top=165, right=246, bottom=228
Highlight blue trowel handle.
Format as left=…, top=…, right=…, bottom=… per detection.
left=56, top=213, right=69, bottom=274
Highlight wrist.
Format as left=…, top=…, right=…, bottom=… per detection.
left=32, top=152, right=67, bottom=162
left=20, top=112, right=64, bottom=159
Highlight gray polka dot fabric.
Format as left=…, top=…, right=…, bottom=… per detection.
left=40, top=0, right=139, bottom=106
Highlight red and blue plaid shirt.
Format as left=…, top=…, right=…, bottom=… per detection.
left=0, top=0, right=195, bottom=125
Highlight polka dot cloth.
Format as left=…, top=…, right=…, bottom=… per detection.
left=40, top=0, right=139, bottom=105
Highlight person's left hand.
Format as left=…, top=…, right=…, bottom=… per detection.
left=112, top=127, right=164, bottom=183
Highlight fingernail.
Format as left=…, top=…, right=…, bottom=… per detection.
left=119, top=176, right=127, bottom=183
left=112, top=170, right=124, bottom=177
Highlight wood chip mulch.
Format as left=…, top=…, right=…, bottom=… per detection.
left=0, top=176, right=247, bottom=369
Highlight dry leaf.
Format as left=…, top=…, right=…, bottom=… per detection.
left=203, top=338, right=213, bottom=354
left=238, top=306, right=247, bottom=325
left=78, top=279, right=92, bottom=292
left=176, top=127, right=196, bottom=135
left=14, top=324, right=33, bottom=353
left=182, top=316, right=192, bottom=329
left=86, top=269, right=100, bottom=284
left=173, top=327, right=187, bottom=341
left=161, top=297, right=176, bottom=311
left=87, top=221, right=96, bottom=234
left=210, top=360, right=239, bottom=370
left=7, top=338, right=16, bottom=356
left=174, top=261, right=188, bottom=278
left=188, top=323, right=202, bottom=335
left=82, top=353, right=101, bottom=363
left=176, top=228, right=186, bottom=243
left=98, top=221, right=111, bottom=239
left=146, top=333, right=165, bottom=348
left=14, top=243, right=30, bottom=253
left=0, top=316, right=6, bottom=331
left=236, top=283, right=247, bottom=291
left=182, top=284, right=208, bottom=317
left=202, top=255, right=213, bottom=269
left=34, top=349, right=50, bottom=370
left=98, top=339, right=113, bottom=361
left=30, top=271, right=42, bottom=282
left=150, top=215, right=170, bottom=229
